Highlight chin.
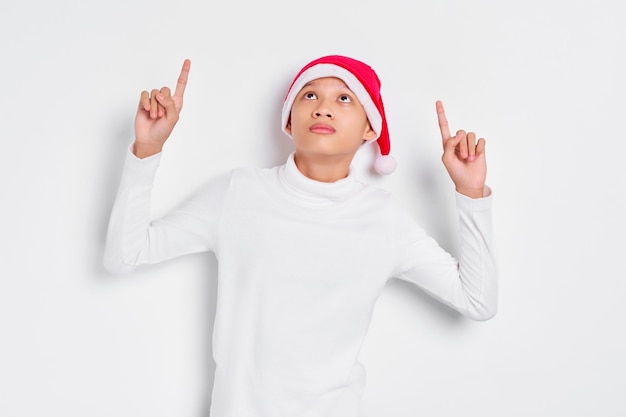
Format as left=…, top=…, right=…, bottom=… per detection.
left=294, top=139, right=359, bottom=158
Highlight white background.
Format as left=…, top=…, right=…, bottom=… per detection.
left=1, top=0, right=624, bottom=416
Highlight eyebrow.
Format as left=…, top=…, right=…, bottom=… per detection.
left=302, top=81, right=320, bottom=89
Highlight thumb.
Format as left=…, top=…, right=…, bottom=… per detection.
left=443, top=132, right=462, bottom=158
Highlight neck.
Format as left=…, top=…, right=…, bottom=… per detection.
left=293, top=152, right=353, bottom=183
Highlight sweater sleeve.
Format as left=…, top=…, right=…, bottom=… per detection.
left=103, top=148, right=230, bottom=274
left=391, top=189, right=498, bottom=321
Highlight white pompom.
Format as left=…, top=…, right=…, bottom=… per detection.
left=373, top=155, right=397, bottom=175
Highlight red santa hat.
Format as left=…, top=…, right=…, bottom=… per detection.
left=281, top=55, right=397, bottom=175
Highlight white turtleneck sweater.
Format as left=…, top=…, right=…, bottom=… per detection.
left=104, top=149, right=497, bottom=417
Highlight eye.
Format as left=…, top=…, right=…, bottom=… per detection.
left=304, top=92, right=317, bottom=100
left=338, top=94, right=352, bottom=103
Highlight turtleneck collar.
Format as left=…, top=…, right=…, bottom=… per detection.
left=278, top=152, right=363, bottom=203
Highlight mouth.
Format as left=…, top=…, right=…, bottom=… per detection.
left=309, top=123, right=336, bottom=134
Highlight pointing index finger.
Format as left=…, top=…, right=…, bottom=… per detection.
left=174, top=59, right=191, bottom=99
left=436, top=100, right=451, bottom=143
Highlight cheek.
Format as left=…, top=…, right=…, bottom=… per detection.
left=289, top=107, right=312, bottom=130
left=340, top=113, right=370, bottom=133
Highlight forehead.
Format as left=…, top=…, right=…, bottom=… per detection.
left=301, top=77, right=351, bottom=90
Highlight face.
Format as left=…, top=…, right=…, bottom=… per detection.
left=285, top=77, right=377, bottom=160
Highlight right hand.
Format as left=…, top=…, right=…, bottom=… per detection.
left=133, top=59, right=191, bottom=158
left=436, top=100, right=487, bottom=198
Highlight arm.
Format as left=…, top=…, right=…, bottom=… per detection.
left=103, top=59, right=223, bottom=274
left=393, top=192, right=497, bottom=321
left=393, top=101, right=497, bottom=320
left=102, top=149, right=229, bottom=274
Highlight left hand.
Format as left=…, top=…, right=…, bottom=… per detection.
left=436, top=100, right=487, bottom=198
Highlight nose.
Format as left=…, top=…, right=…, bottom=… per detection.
left=313, top=100, right=333, bottom=119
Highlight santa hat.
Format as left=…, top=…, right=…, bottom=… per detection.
left=281, top=55, right=397, bottom=175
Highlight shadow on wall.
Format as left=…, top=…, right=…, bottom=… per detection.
left=387, top=278, right=465, bottom=325
left=412, top=153, right=459, bottom=257
left=93, top=113, right=133, bottom=277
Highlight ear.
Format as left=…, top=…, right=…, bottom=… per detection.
left=362, top=123, right=377, bottom=141
left=285, top=117, right=292, bottom=134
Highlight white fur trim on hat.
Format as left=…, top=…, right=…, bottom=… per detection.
left=281, top=64, right=383, bottom=141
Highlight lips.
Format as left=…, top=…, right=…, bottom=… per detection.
left=309, top=123, right=336, bottom=134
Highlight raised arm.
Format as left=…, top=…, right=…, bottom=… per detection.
left=103, top=59, right=217, bottom=274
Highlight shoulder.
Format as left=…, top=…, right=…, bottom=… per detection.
left=213, top=164, right=283, bottom=202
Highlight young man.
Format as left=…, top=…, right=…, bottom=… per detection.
left=104, top=55, right=497, bottom=417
